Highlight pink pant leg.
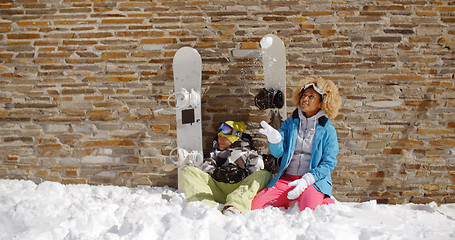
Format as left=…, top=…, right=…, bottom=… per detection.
left=298, top=185, right=334, bottom=210
left=252, top=175, right=335, bottom=211
left=323, top=197, right=335, bottom=205
left=252, top=175, right=299, bottom=210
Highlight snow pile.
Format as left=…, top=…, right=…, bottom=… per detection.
left=1, top=179, right=454, bottom=240
left=260, top=36, right=273, bottom=49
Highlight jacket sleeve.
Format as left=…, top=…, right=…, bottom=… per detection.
left=245, top=149, right=264, bottom=173
left=269, top=117, right=291, bottom=159
left=230, top=147, right=264, bottom=174
left=308, top=125, right=339, bottom=182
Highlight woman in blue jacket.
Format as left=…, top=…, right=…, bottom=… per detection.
left=252, top=78, right=342, bottom=211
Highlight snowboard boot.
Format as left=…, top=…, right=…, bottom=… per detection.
left=254, top=88, right=284, bottom=110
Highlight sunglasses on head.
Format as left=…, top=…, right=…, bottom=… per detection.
left=218, top=123, right=243, bottom=137
left=304, top=83, right=326, bottom=96
left=302, top=83, right=326, bottom=101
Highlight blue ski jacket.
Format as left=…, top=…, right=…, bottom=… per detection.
left=267, top=109, right=339, bottom=197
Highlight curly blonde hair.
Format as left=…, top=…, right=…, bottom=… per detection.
left=292, top=77, right=342, bottom=120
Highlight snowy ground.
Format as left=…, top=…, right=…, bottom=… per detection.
left=1, top=179, right=454, bottom=240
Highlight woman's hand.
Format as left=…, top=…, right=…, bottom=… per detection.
left=287, top=173, right=315, bottom=200
left=259, top=121, right=282, bottom=144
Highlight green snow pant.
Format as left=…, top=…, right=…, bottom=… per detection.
left=180, top=166, right=272, bottom=213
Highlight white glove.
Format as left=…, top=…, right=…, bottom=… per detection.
left=287, top=173, right=315, bottom=200
left=259, top=121, right=282, bottom=144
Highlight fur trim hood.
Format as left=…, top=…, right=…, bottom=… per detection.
left=292, top=77, right=342, bottom=120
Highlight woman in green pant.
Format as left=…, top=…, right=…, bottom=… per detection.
left=180, top=121, right=272, bottom=215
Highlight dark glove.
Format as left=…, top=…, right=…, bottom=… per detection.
left=212, top=163, right=249, bottom=184
left=263, top=154, right=281, bottom=174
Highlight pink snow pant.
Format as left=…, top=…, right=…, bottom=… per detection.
left=251, top=174, right=335, bottom=211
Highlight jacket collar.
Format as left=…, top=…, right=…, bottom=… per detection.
left=291, top=108, right=329, bottom=127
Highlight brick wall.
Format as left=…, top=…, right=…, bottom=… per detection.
left=0, top=0, right=454, bottom=204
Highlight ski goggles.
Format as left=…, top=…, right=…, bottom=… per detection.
left=304, top=83, right=326, bottom=96
left=218, top=123, right=243, bottom=137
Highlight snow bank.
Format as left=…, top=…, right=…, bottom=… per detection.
left=260, top=36, right=274, bottom=49
left=1, top=179, right=454, bottom=240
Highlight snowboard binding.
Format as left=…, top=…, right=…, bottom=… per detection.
left=169, top=147, right=203, bottom=169
left=254, top=88, right=284, bottom=110
left=167, top=88, right=200, bottom=110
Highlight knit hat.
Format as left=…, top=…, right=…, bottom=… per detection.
left=218, top=121, right=246, bottom=143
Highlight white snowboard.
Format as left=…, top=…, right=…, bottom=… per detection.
left=172, top=47, right=203, bottom=190
left=173, top=47, right=202, bottom=152
left=260, top=34, right=287, bottom=128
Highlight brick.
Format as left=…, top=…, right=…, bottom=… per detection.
left=263, top=16, right=287, bottom=21
left=196, top=42, right=216, bottom=48
left=7, top=33, right=40, bottom=39
left=442, top=18, right=455, bottom=23
left=99, top=89, right=115, bottom=94
left=37, top=52, right=72, bottom=58
left=17, top=21, right=52, bottom=26
left=301, top=11, right=332, bottom=16
left=377, top=198, right=405, bottom=205
left=107, top=76, right=138, bottom=82
left=315, top=29, right=336, bottom=36
left=43, top=124, right=70, bottom=133
left=405, top=100, right=436, bottom=107
left=410, top=197, right=434, bottom=204
left=140, top=38, right=177, bottom=44
left=366, top=141, right=386, bottom=149
left=62, top=89, right=96, bottom=95
left=371, top=36, right=402, bottom=42
left=151, top=124, right=170, bottom=132
left=54, top=96, right=72, bottom=102
left=84, top=96, right=104, bottom=101
left=63, top=40, right=98, bottom=45
left=13, top=103, right=57, bottom=108
left=119, top=2, right=157, bottom=7
left=83, top=140, right=135, bottom=147
left=87, top=110, right=111, bottom=116
left=53, top=20, right=97, bottom=25
left=240, top=42, right=257, bottom=49
left=428, top=140, right=455, bottom=147
left=0, top=97, right=12, bottom=102
left=63, top=179, right=87, bottom=184
left=363, top=5, right=405, bottom=11
left=116, top=31, right=164, bottom=38
left=65, top=170, right=79, bottom=177
left=41, top=65, right=74, bottom=70
left=79, top=32, right=113, bottom=38
left=62, top=108, right=85, bottom=116
left=35, top=170, right=49, bottom=177
left=423, top=185, right=442, bottom=191
left=93, top=101, right=122, bottom=108
left=101, top=19, right=144, bottom=24
left=384, top=148, right=408, bottom=155
left=391, top=139, right=424, bottom=147
left=103, top=52, right=128, bottom=59
left=417, top=128, right=455, bottom=135
left=75, top=52, right=99, bottom=58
